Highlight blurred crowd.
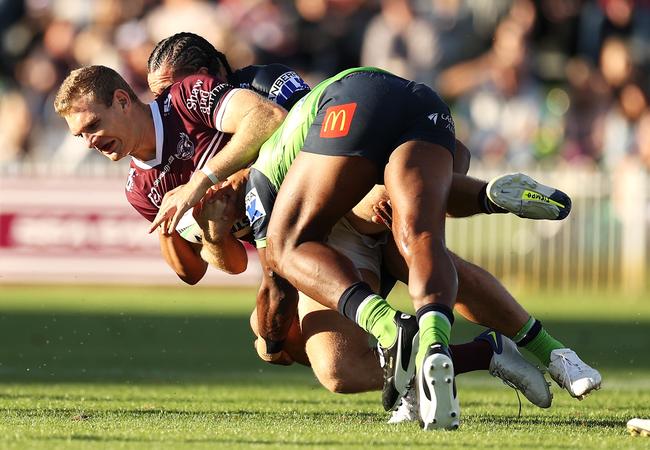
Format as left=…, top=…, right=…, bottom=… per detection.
left=1, top=0, right=650, bottom=174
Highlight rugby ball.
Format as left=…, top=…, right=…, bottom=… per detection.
left=175, top=208, right=203, bottom=244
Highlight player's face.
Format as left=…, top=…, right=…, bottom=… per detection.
left=64, top=95, right=134, bottom=162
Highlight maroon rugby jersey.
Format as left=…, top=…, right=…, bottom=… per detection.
left=125, top=74, right=238, bottom=222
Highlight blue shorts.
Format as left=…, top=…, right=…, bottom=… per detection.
left=303, top=70, right=456, bottom=171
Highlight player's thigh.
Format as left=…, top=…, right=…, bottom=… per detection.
left=267, top=71, right=416, bottom=249
left=453, top=139, right=471, bottom=175
left=298, top=270, right=377, bottom=365
left=267, top=153, right=377, bottom=249
left=384, top=140, right=453, bottom=235
left=326, top=217, right=387, bottom=284
left=299, top=217, right=382, bottom=364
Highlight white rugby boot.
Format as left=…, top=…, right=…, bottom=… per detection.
left=548, top=348, right=602, bottom=399
left=387, top=386, right=418, bottom=424
left=487, top=173, right=572, bottom=220
left=476, top=330, right=552, bottom=408
left=417, top=344, right=460, bottom=431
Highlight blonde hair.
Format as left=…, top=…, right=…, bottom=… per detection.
left=54, top=65, right=138, bottom=115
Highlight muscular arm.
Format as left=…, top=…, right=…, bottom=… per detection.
left=158, top=230, right=208, bottom=285
left=207, top=90, right=286, bottom=179
left=194, top=176, right=249, bottom=274
left=255, top=248, right=299, bottom=359
left=200, top=231, right=248, bottom=275
left=151, top=90, right=286, bottom=234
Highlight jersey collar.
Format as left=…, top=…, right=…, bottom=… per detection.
left=132, top=101, right=164, bottom=169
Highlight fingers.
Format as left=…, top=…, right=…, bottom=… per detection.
left=149, top=207, right=174, bottom=234
left=149, top=188, right=181, bottom=233
left=166, top=206, right=186, bottom=235
left=371, top=200, right=393, bottom=230
left=254, top=338, right=293, bottom=365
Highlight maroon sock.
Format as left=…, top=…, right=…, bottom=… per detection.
left=449, top=340, right=493, bottom=375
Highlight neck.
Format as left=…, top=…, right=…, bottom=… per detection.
left=130, top=102, right=157, bottom=162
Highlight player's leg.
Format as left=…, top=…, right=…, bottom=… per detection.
left=299, top=288, right=382, bottom=394
left=383, top=140, right=459, bottom=430
left=452, top=139, right=471, bottom=175
left=453, top=254, right=600, bottom=398
left=299, top=217, right=496, bottom=397
left=265, top=71, right=427, bottom=412
left=265, top=153, right=379, bottom=309
left=383, top=236, right=601, bottom=398
left=448, top=138, right=571, bottom=219
left=448, top=171, right=572, bottom=220
left=265, top=152, right=418, bottom=411
left=297, top=219, right=385, bottom=393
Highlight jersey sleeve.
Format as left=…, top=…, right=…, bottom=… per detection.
left=244, top=169, right=278, bottom=248
left=125, top=189, right=158, bottom=222
left=248, top=64, right=311, bottom=110
left=173, top=74, right=240, bottom=132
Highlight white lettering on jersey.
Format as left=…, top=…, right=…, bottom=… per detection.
left=125, top=168, right=136, bottom=192
left=164, top=93, right=172, bottom=116
left=186, top=79, right=229, bottom=115
left=148, top=155, right=175, bottom=207
left=268, top=71, right=309, bottom=104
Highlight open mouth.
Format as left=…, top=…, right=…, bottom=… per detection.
left=97, top=140, right=116, bottom=154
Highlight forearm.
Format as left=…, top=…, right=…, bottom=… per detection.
left=159, top=230, right=207, bottom=285
left=200, top=233, right=248, bottom=274
left=256, top=250, right=299, bottom=345
left=196, top=99, right=286, bottom=190
left=256, top=275, right=299, bottom=345
left=208, top=111, right=281, bottom=176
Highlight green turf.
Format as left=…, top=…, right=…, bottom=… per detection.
left=0, top=284, right=648, bottom=449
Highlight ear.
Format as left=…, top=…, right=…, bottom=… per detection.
left=113, top=89, right=132, bottom=111
left=197, top=67, right=210, bottom=75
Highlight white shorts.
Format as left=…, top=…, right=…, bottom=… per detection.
left=325, top=217, right=388, bottom=278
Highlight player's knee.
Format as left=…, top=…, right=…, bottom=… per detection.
left=311, top=359, right=359, bottom=394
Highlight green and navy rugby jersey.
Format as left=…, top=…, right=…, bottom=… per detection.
left=245, top=67, right=388, bottom=248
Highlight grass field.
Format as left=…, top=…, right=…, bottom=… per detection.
left=0, top=284, right=648, bottom=449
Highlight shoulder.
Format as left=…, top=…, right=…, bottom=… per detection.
left=170, top=74, right=233, bottom=109
left=234, top=64, right=310, bottom=109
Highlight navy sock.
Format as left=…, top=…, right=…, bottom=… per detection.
left=479, top=183, right=508, bottom=214
left=338, top=281, right=376, bottom=321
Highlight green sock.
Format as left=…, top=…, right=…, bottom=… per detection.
left=416, top=312, right=452, bottom=369
left=524, top=329, right=565, bottom=366
left=513, top=317, right=565, bottom=366
left=356, top=295, right=397, bottom=348
left=512, top=316, right=536, bottom=342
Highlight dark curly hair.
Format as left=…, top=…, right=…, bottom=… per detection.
left=147, top=32, right=233, bottom=78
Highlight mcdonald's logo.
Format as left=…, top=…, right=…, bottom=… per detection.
left=320, top=102, right=357, bottom=138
